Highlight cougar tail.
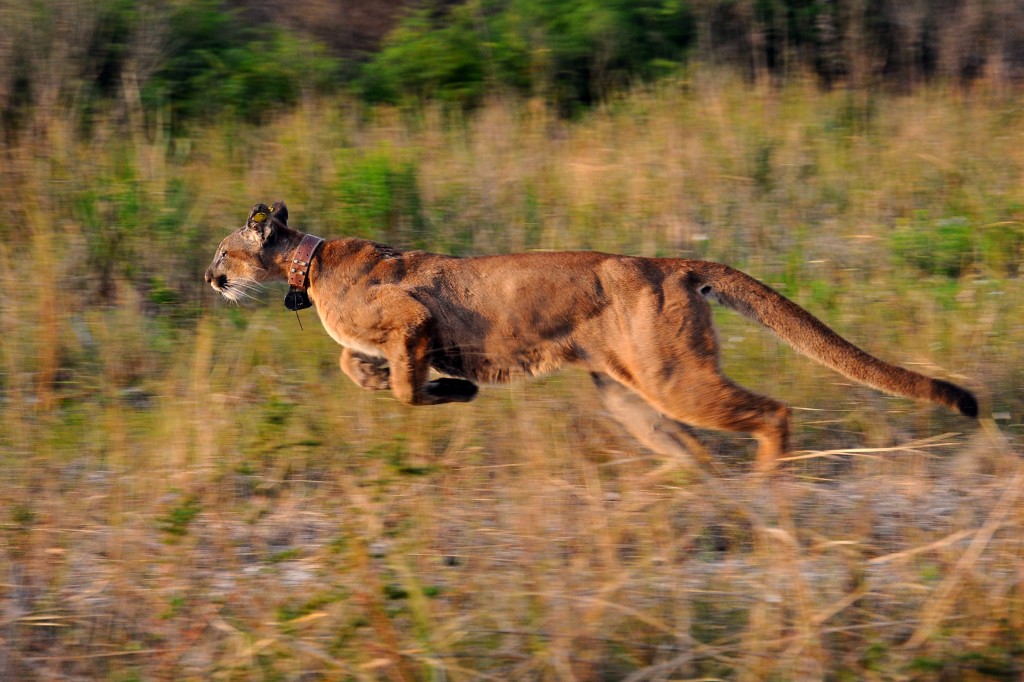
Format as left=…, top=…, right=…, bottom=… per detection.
left=697, top=263, right=978, bottom=418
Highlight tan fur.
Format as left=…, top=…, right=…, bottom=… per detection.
left=207, top=202, right=979, bottom=470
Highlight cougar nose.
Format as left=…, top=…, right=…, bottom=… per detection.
left=205, top=268, right=213, bottom=285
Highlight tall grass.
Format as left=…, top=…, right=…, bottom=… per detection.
left=1, top=74, right=1023, bottom=679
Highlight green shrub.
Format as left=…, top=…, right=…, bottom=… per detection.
left=360, top=0, right=696, bottom=111
left=158, top=495, right=202, bottom=537
left=0, top=0, right=340, bottom=134
left=890, top=211, right=1024, bottom=279
left=72, top=152, right=146, bottom=300
left=70, top=153, right=198, bottom=310
left=362, top=5, right=495, bottom=107
left=890, top=213, right=974, bottom=279
left=142, top=1, right=339, bottom=127
left=518, top=0, right=696, bottom=108
left=335, top=151, right=426, bottom=248
left=979, top=220, right=1024, bottom=277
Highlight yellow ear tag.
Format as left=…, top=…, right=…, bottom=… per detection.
left=252, top=212, right=267, bottom=223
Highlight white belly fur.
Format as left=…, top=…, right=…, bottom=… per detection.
left=322, top=323, right=386, bottom=358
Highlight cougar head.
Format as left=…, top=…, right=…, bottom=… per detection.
left=205, top=201, right=289, bottom=301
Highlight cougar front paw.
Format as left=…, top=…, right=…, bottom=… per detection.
left=353, top=360, right=391, bottom=390
left=340, top=351, right=391, bottom=391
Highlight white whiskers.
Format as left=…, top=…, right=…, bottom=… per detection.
left=219, top=277, right=263, bottom=303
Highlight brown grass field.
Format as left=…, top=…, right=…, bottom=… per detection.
left=2, top=72, right=1023, bottom=679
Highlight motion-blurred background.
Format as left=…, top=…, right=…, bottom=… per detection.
left=2, top=1, right=1023, bottom=679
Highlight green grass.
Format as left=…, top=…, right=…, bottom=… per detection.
left=1, top=74, right=1023, bottom=679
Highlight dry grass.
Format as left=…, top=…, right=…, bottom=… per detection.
left=2, top=74, right=1024, bottom=680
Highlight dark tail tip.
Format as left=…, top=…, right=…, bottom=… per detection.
left=957, top=391, right=979, bottom=419
left=934, top=380, right=979, bottom=419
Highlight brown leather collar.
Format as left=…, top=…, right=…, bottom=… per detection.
left=287, top=234, right=324, bottom=290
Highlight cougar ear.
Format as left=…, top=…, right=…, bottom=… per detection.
left=246, top=203, right=274, bottom=243
left=270, top=200, right=288, bottom=225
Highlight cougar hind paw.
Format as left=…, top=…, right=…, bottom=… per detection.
left=425, top=378, right=479, bottom=403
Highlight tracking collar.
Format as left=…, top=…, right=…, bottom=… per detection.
left=284, top=234, right=324, bottom=311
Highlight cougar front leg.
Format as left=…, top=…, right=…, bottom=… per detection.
left=386, top=324, right=478, bottom=406
left=339, top=347, right=391, bottom=391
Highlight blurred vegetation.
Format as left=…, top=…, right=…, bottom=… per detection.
left=0, top=0, right=341, bottom=135
left=3, top=73, right=1023, bottom=676
left=360, top=0, right=697, bottom=111
left=2, top=0, right=1024, bottom=679
left=5, top=0, right=1024, bottom=132
left=142, top=0, right=339, bottom=125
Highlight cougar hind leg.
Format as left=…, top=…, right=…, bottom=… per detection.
left=600, top=282, right=789, bottom=472
left=590, top=372, right=717, bottom=470
left=650, top=372, right=791, bottom=472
